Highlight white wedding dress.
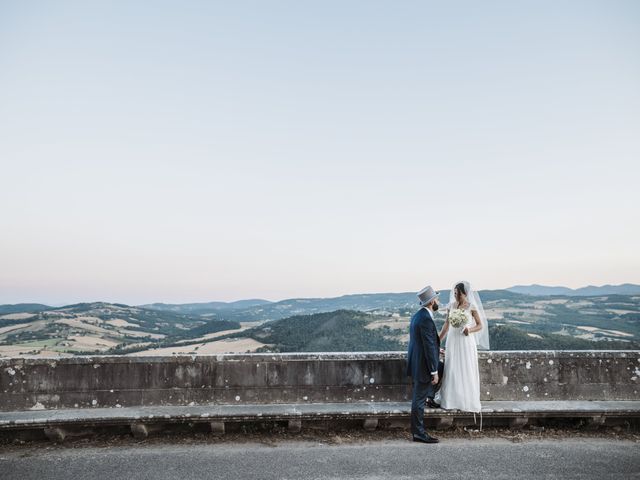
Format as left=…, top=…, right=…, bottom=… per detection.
left=439, top=302, right=482, bottom=413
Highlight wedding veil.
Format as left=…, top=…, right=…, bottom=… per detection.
left=448, top=280, right=490, bottom=350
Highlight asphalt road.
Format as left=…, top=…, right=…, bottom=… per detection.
left=2, top=438, right=639, bottom=480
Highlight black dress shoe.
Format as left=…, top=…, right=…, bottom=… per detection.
left=413, top=434, right=440, bottom=444
left=426, top=398, right=441, bottom=409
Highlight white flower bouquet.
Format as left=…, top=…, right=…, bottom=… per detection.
left=448, top=309, right=468, bottom=329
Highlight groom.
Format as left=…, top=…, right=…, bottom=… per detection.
left=407, top=285, right=444, bottom=444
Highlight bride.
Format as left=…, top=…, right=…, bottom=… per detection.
left=437, top=281, right=489, bottom=413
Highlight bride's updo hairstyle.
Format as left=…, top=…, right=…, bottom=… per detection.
left=455, top=282, right=467, bottom=297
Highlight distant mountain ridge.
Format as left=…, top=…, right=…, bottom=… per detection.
left=3, top=284, right=639, bottom=317
left=0, top=303, right=52, bottom=315
left=137, top=285, right=640, bottom=323
left=0, top=289, right=530, bottom=324
left=142, top=292, right=426, bottom=322
left=139, top=290, right=532, bottom=322
left=141, top=299, right=272, bottom=315
left=507, top=283, right=640, bottom=297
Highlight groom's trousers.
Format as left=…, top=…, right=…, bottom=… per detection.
left=410, top=360, right=444, bottom=437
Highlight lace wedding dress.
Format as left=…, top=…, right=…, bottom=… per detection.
left=439, top=303, right=481, bottom=412
left=438, top=281, right=489, bottom=413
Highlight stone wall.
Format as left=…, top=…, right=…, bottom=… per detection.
left=1, top=351, right=638, bottom=411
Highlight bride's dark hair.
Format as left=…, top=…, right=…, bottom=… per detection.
left=455, top=282, right=467, bottom=296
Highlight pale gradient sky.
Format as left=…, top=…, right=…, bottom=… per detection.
left=1, top=1, right=639, bottom=305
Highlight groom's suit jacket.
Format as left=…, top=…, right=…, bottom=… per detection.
left=406, top=307, right=441, bottom=383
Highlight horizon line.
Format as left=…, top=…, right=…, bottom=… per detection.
left=3, top=282, right=639, bottom=308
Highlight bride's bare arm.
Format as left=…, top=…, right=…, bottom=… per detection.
left=464, top=309, right=483, bottom=335
left=439, top=310, right=450, bottom=341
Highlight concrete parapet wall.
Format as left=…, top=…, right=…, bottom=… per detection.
left=1, top=351, right=638, bottom=412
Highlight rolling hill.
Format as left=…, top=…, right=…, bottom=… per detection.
left=0, top=302, right=240, bottom=357
left=143, top=292, right=423, bottom=321
left=2, top=286, right=639, bottom=356
left=0, top=304, right=53, bottom=315
left=142, top=299, right=272, bottom=315
left=226, top=310, right=404, bottom=353
left=507, top=283, right=640, bottom=296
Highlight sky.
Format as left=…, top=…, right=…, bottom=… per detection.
left=1, top=1, right=639, bottom=305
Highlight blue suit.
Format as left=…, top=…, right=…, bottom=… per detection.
left=407, top=307, right=444, bottom=437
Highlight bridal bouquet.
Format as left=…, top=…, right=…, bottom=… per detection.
left=448, top=309, right=468, bottom=329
